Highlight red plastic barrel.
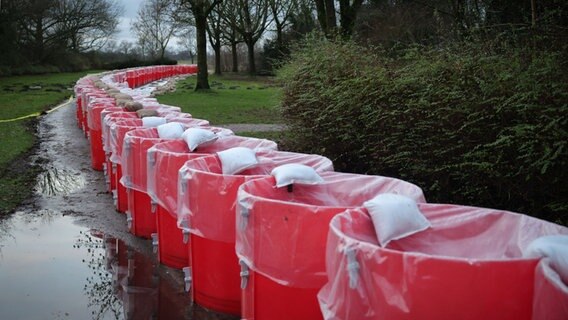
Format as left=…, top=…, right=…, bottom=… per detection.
left=109, top=111, right=187, bottom=212
left=318, top=204, right=568, bottom=320
left=120, top=119, right=210, bottom=238
left=146, top=136, right=276, bottom=270
left=87, top=99, right=116, bottom=170
left=103, top=108, right=183, bottom=194
left=82, top=89, right=107, bottom=136
left=178, top=150, right=333, bottom=315
left=235, top=172, right=426, bottom=320
left=110, top=119, right=145, bottom=213
left=102, top=111, right=136, bottom=192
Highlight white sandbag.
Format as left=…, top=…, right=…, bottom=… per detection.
left=364, top=193, right=431, bottom=247
left=270, top=163, right=324, bottom=188
left=142, top=116, right=167, bottom=128
left=157, top=122, right=185, bottom=139
left=217, top=147, right=258, bottom=175
left=181, top=128, right=218, bottom=151
left=524, top=235, right=568, bottom=284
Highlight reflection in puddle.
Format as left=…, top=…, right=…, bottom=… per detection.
left=35, top=166, right=86, bottom=196
left=0, top=212, right=191, bottom=320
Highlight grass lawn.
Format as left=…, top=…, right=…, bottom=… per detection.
left=0, top=70, right=100, bottom=214
left=156, top=74, right=283, bottom=125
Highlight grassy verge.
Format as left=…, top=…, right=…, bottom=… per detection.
left=156, top=74, right=283, bottom=124
left=0, top=70, right=101, bottom=214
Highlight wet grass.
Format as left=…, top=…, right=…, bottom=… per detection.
left=0, top=70, right=101, bottom=215
left=156, top=74, right=283, bottom=125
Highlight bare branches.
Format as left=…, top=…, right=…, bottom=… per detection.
left=131, top=0, right=182, bottom=59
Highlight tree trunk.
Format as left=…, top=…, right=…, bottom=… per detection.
left=324, top=0, right=336, bottom=32
left=314, top=0, right=327, bottom=32
left=194, top=9, right=210, bottom=90
left=531, top=0, right=536, bottom=27
left=339, top=0, right=363, bottom=36
left=246, top=39, right=256, bottom=75
left=35, top=17, right=45, bottom=62
left=276, top=21, right=283, bottom=47
left=214, top=43, right=221, bottom=75
left=231, top=41, right=238, bottom=72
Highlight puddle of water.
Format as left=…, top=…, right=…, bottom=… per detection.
left=0, top=212, right=190, bottom=320
left=35, top=166, right=86, bottom=196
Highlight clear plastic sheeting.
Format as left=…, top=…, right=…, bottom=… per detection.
left=87, top=98, right=115, bottom=130
left=120, top=118, right=211, bottom=193
left=318, top=204, right=568, bottom=320
left=146, top=136, right=276, bottom=217
left=178, top=150, right=334, bottom=243
left=109, top=114, right=197, bottom=165
left=235, top=171, right=426, bottom=289
left=176, top=150, right=332, bottom=315
left=102, top=111, right=137, bottom=153
left=532, top=259, right=568, bottom=320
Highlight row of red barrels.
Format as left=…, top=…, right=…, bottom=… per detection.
left=74, top=65, right=568, bottom=320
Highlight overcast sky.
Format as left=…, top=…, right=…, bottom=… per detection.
left=113, top=0, right=144, bottom=44
left=111, top=0, right=183, bottom=51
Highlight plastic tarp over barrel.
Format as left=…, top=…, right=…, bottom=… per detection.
left=110, top=115, right=195, bottom=213
left=146, top=136, right=276, bottom=269
left=82, top=89, right=108, bottom=135
left=87, top=98, right=116, bottom=170
left=102, top=111, right=136, bottom=192
left=235, top=172, right=426, bottom=320
left=120, top=119, right=211, bottom=238
left=178, top=150, right=334, bottom=315
left=318, top=204, right=568, bottom=320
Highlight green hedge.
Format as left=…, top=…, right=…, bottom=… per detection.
left=278, top=37, right=568, bottom=225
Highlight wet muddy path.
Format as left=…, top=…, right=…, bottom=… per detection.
left=0, top=102, right=234, bottom=319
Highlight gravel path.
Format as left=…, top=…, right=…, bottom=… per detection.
left=218, top=123, right=287, bottom=133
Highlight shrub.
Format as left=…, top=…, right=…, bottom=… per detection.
left=278, top=37, right=568, bottom=224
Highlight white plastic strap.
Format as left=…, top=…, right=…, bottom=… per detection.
left=179, top=170, right=188, bottom=194
left=151, top=233, right=159, bottom=254
left=122, top=176, right=131, bottom=188
left=151, top=199, right=157, bottom=214
left=182, top=228, right=190, bottom=244
left=112, top=162, right=117, bottom=174
left=147, top=149, right=156, bottom=167
left=123, top=137, right=132, bottom=158
left=112, top=190, right=117, bottom=206
left=239, top=202, right=250, bottom=231
left=345, top=247, right=360, bottom=289
left=239, top=260, right=250, bottom=289
left=182, top=267, right=192, bottom=293
left=126, top=211, right=133, bottom=230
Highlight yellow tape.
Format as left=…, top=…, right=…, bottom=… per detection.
left=0, top=96, right=74, bottom=123
left=0, top=112, right=41, bottom=123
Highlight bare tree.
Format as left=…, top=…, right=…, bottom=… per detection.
left=118, top=40, right=133, bottom=55
left=178, top=0, right=222, bottom=90
left=224, top=0, right=270, bottom=75
left=207, top=6, right=223, bottom=75
left=17, top=0, right=121, bottom=62
left=176, top=27, right=197, bottom=63
left=131, top=0, right=180, bottom=59
left=55, top=0, right=122, bottom=51
left=220, top=2, right=243, bottom=72
left=313, top=0, right=336, bottom=35
left=268, top=0, right=297, bottom=46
